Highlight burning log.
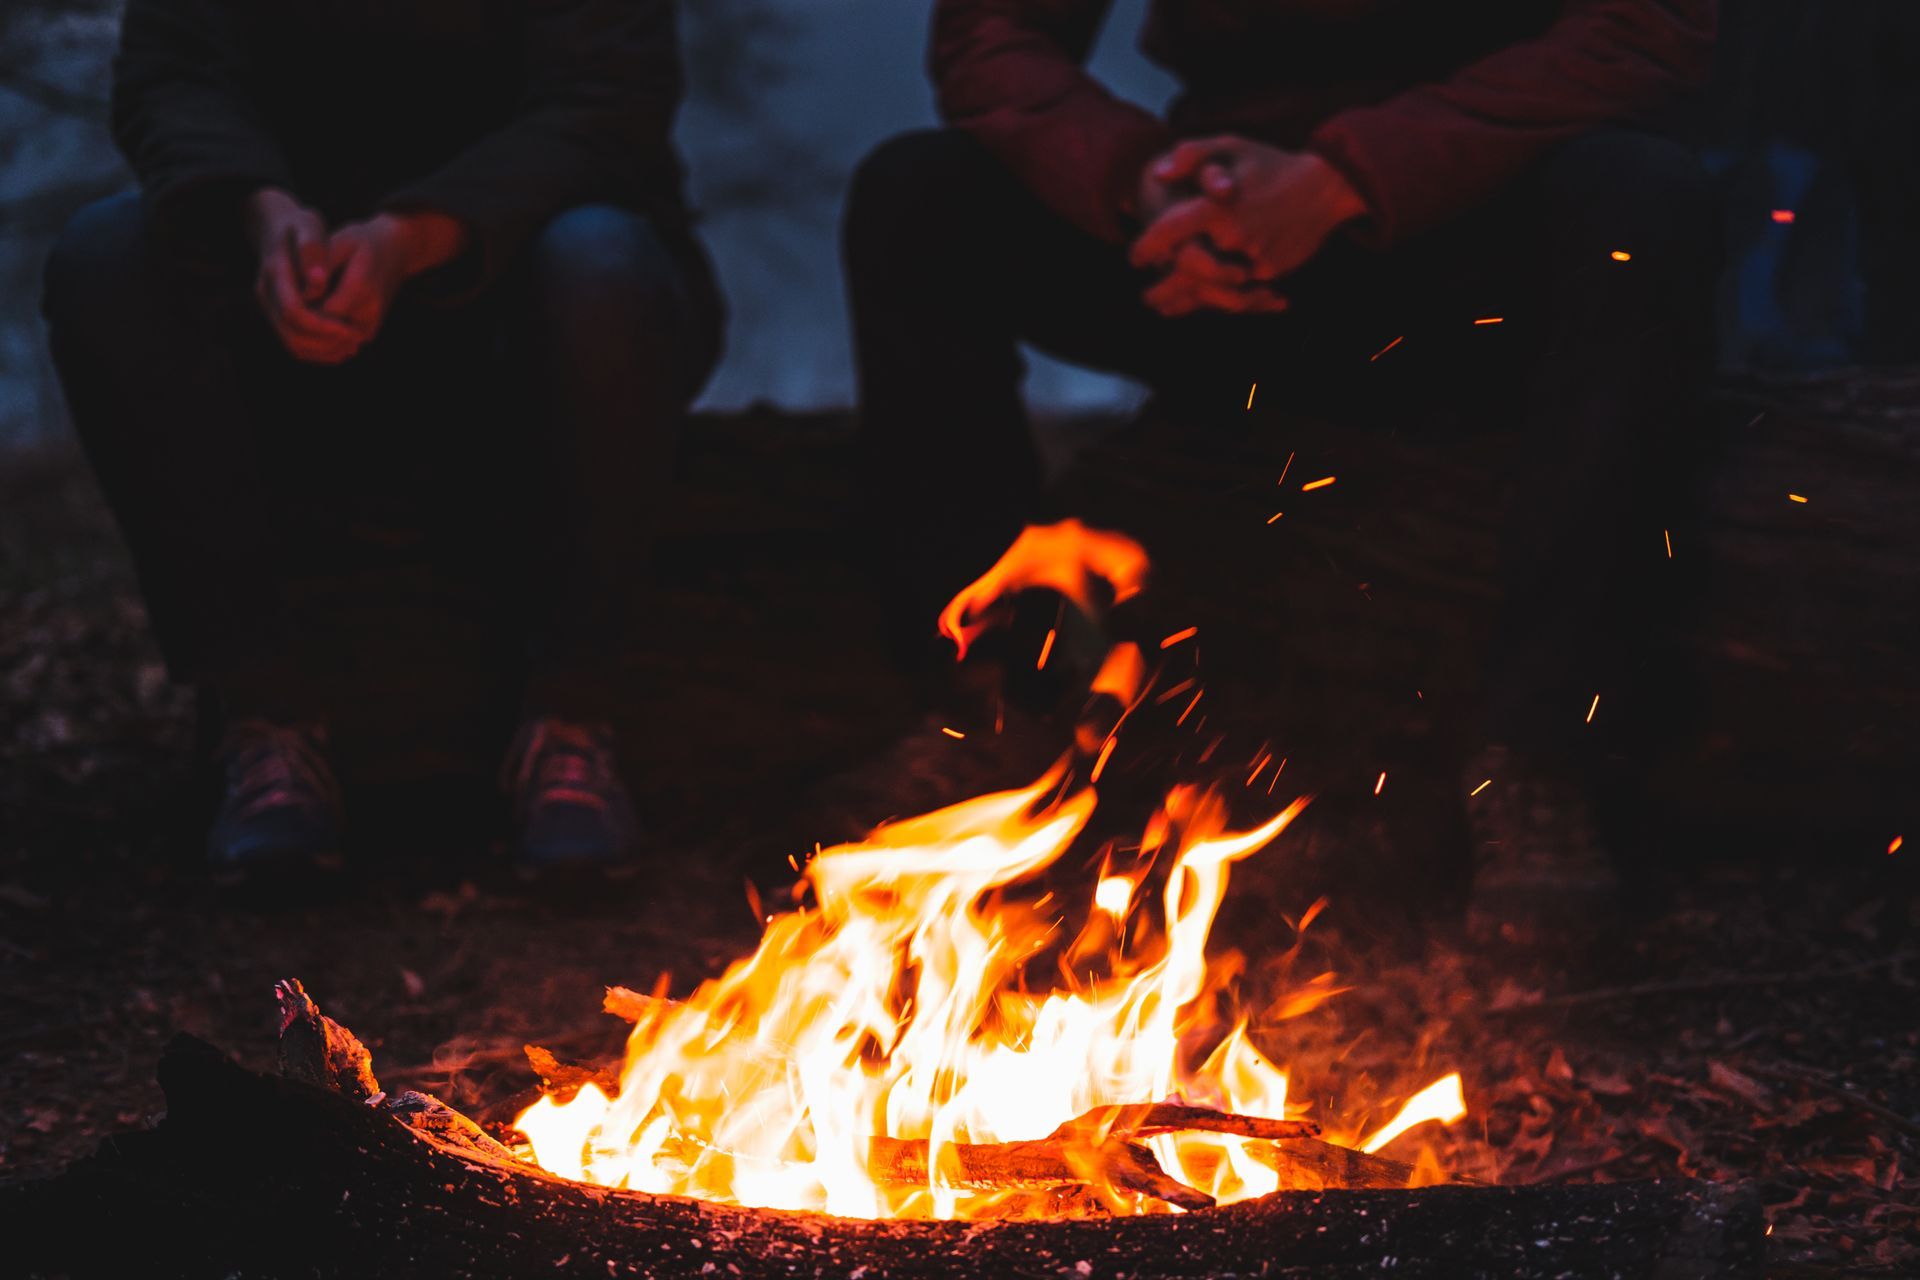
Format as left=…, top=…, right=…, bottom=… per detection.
left=2, top=1033, right=1765, bottom=1279
left=274, top=977, right=377, bottom=1100
left=865, top=1135, right=1215, bottom=1211
left=1050, top=1101, right=1322, bottom=1143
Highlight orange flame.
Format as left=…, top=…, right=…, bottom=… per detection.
left=937, top=520, right=1149, bottom=660
left=515, top=770, right=1463, bottom=1218
left=516, top=524, right=1465, bottom=1220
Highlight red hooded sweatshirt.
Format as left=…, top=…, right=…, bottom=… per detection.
left=931, top=0, right=1716, bottom=246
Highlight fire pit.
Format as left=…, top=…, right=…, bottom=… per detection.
left=7, top=791, right=1760, bottom=1277
left=3, top=525, right=1764, bottom=1276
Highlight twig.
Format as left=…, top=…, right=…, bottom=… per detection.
left=1482, top=953, right=1911, bottom=1015
left=1743, top=1060, right=1920, bottom=1144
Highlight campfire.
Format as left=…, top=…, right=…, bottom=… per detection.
left=508, top=769, right=1463, bottom=1218
left=493, top=521, right=1466, bottom=1218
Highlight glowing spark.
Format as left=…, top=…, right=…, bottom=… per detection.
left=1036, top=628, right=1056, bottom=670
left=1266, top=511, right=1284, bottom=524
left=1473, top=317, right=1504, bottom=326
left=1176, top=688, right=1205, bottom=727
left=1155, top=678, right=1197, bottom=705
left=1586, top=694, right=1600, bottom=724
left=1470, top=778, right=1492, bottom=797
left=1361, top=1074, right=1467, bottom=1154
left=1891, top=835, right=1904, bottom=855
left=1246, top=383, right=1258, bottom=410
left=1089, top=735, right=1118, bottom=782
left=1788, top=493, right=1809, bottom=504
left=1370, top=335, right=1404, bottom=362
left=1277, top=450, right=1295, bottom=488
left=1301, top=476, right=1336, bottom=492
left=940, top=726, right=965, bottom=740
left=1664, top=529, right=1673, bottom=558
left=1159, top=626, right=1198, bottom=649
left=1374, top=771, right=1387, bottom=796
left=1771, top=209, right=1795, bottom=224
left=1610, top=250, right=1632, bottom=262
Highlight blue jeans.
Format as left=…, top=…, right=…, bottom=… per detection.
left=43, top=194, right=724, bottom=720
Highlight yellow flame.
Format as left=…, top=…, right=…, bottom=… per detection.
left=515, top=768, right=1463, bottom=1219
left=1360, top=1073, right=1467, bottom=1155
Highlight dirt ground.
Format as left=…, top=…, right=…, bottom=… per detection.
left=2, top=402, right=1915, bottom=1275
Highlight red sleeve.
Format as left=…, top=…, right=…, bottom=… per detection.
left=932, top=0, right=1176, bottom=243
left=1307, top=0, right=1717, bottom=247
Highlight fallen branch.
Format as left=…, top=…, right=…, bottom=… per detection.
left=1744, top=1060, right=1920, bottom=1144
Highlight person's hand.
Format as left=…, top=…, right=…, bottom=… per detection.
left=1130, top=137, right=1367, bottom=311
left=243, top=187, right=367, bottom=364
left=313, top=215, right=414, bottom=343
left=316, top=210, right=471, bottom=346
left=1134, top=162, right=1278, bottom=317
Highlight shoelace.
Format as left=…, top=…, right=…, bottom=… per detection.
left=513, top=721, right=614, bottom=814
left=227, top=724, right=338, bottom=821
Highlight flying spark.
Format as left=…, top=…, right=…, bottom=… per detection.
left=1301, top=476, right=1337, bottom=492
left=1160, top=626, right=1198, bottom=649
left=1089, top=735, right=1118, bottom=781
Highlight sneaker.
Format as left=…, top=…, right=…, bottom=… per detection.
left=207, top=720, right=343, bottom=867
left=1462, top=743, right=1619, bottom=943
left=503, top=718, right=638, bottom=868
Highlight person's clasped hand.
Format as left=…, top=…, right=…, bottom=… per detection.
left=1129, top=135, right=1368, bottom=318
left=245, top=191, right=467, bottom=364
left=244, top=187, right=368, bottom=364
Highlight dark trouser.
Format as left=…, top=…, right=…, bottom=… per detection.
left=43, top=193, right=723, bottom=723
left=843, top=128, right=1715, bottom=759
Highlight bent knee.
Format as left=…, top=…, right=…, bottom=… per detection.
left=528, top=205, right=679, bottom=299
left=844, top=129, right=1001, bottom=254
left=43, top=192, right=150, bottom=334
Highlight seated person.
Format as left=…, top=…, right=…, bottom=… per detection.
left=844, top=0, right=1717, bottom=933
left=42, top=0, right=723, bottom=869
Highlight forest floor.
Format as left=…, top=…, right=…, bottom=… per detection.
left=1, top=401, right=1915, bottom=1276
